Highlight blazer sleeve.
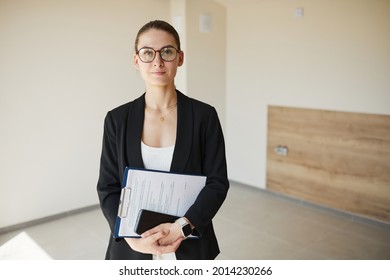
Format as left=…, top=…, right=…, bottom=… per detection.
left=96, top=111, right=122, bottom=235
left=185, top=106, right=229, bottom=235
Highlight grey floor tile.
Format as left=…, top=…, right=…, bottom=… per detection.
left=289, top=204, right=352, bottom=229
left=72, top=242, right=108, bottom=260
left=338, top=220, right=390, bottom=246
left=21, top=215, right=101, bottom=259
left=290, top=248, right=329, bottom=260
left=220, top=228, right=300, bottom=259
left=258, top=212, right=336, bottom=247
left=213, top=215, right=243, bottom=244
left=67, top=208, right=109, bottom=242
left=305, top=229, right=389, bottom=260
left=215, top=252, right=229, bottom=260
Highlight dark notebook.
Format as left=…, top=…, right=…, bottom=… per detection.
left=134, top=209, right=179, bottom=235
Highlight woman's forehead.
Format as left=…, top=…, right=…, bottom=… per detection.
left=137, top=29, right=177, bottom=49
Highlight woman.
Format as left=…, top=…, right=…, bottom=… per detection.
left=97, top=20, right=229, bottom=260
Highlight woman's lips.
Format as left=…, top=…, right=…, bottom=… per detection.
left=151, top=71, right=166, bottom=76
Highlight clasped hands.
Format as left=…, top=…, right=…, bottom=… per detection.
left=125, top=222, right=183, bottom=255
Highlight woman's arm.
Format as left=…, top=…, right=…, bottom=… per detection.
left=97, top=111, right=122, bottom=234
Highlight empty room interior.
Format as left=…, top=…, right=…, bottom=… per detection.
left=0, top=0, right=389, bottom=260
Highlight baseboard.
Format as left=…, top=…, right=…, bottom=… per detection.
left=0, top=204, right=100, bottom=235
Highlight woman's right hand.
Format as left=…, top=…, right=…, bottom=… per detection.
left=125, top=229, right=182, bottom=255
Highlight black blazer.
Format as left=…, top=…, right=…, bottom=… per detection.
left=97, top=90, right=229, bottom=260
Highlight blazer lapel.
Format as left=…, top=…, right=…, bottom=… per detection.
left=124, top=91, right=193, bottom=173
left=126, top=94, right=145, bottom=169
left=170, top=90, right=193, bottom=173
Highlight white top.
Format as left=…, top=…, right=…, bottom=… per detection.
left=141, top=141, right=177, bottom=260
left=141, top=141, right=175, bottom=171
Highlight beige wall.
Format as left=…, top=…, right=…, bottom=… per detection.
left=224, top=0, right=390, bottom=188
left=170, top=0, right=226, bottom=127
left=170, top=0, right=187, bottom=93
left=186, top=0, right=226, bottom=127
left=0, top=0, right=171, bottom=228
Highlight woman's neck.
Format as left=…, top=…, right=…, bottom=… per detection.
left=145, top=85, right=177, bottom=110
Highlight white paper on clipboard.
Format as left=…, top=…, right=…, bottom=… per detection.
left=114, top=168, right=206, bottom=238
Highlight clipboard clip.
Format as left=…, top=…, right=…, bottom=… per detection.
left=118, top=188, right=131, bottom=218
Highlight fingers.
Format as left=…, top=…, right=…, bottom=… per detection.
left=158, top=222, right=182, bottom=245
left=125, top=231, right=170, bottom=255
left=153, top=237, right=183, bottom=255
left=146, top=229, right=169, bottom=244
left=141, top=223, right=170, bottom=238
left=158, top=233, right=179, bottom=246
left=146, top=230, right=183, bottom=255
left=126, top=227, right=184, bottom=255
left=141, top=226, right=162, bottom=238
left=162, top=237, right=183, bottom=252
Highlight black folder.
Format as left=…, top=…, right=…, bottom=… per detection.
left=134, top=209, right=179, bottom=235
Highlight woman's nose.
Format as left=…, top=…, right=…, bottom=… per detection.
left=153, top=51, right=164, bottom=66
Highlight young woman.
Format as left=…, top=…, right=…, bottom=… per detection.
left=97, top=20, right=229, bottom=260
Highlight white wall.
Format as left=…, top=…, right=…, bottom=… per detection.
left=0, top=0, right=171, bottom=228
left=186, top=0, right=226, bottom=127
left=224, top=0, right=390, bottom=188
left=170, top=0, right=187, bottom=93
left=170, top=0, right=226, bottom=127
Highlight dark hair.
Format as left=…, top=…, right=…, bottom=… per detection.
left=134, top=20, right=181, bottom=52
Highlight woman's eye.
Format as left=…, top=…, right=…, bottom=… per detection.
left=144, top=50, right=154, bottom=56
left=162, top=48, right=173, bottom=55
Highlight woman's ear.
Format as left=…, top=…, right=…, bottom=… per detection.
left=134, top=54, right=140, bottom=69
left=178, top=51, right=184, bottom=66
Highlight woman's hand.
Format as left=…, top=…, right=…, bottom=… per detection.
left=142, top=222, right=183, bottom=246
left=125, top=229, right=182, bottom=255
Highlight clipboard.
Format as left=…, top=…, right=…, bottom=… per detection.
left=114, top=167, right=206, bottom=238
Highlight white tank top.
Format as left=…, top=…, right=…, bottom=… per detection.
left=140, top=141, right=176, bottom=260
left=141, top=141, right=175, bottom=171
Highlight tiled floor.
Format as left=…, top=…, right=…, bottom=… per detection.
left=1, top=182, right=389, bottom=260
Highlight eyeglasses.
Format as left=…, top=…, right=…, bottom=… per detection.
left=136, top=46, right=180, bottom=63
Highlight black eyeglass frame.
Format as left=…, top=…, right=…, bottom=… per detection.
left=136, top=46, right=181, bottom=63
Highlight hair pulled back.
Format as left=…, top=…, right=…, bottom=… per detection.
left=134, top=20, right=181, bottom=52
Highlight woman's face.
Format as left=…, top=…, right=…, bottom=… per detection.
left=134, top=29, right=183, bottom=88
